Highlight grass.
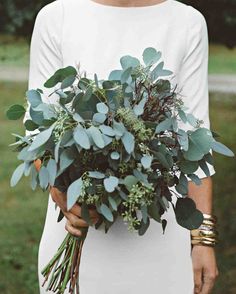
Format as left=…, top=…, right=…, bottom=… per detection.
left=209, top=93, right=236, bottom=294
left=0, top=35, right=236, bottom=74
left=0, top=82, right=47, bottom=293
left=209, top=45, right=236, bottom=75
left=0, top=85, right=236, bottom=293
left=0, top=35, right=29, bottom=68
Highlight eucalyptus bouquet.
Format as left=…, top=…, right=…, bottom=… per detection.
left=7, top=47, right=234, bottom=294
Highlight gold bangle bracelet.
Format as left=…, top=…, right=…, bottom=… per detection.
left=202, top=219, right=217, bottom=226
left=191, top=236, right=218, bottom=242
left=190, top=229, right=219, bottom=238
left=190, top=213, right=219, bottom=247
left=203, top=213, right=218, bottom=222
left=191, top=239, right=218, bottom=247
left=198, top=224, right=218, bottom=231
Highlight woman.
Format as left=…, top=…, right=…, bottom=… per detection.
left=28, top=0, right=219, bottom=293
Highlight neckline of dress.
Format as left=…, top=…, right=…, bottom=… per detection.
left=85, top=0, right=171, bottom=12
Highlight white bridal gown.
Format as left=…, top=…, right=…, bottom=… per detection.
left=27, top=0, right=216, bottom=293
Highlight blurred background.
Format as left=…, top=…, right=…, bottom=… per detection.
left=0, top=0, right=236, bottom=293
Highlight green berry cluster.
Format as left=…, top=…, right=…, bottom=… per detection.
left=122, top=182, right=154, bottom=231
left=53, top=110, right=71, bottom=142
left=77, top=174, right=100, bottom=205
left=117, top=107, right=152, bottom=141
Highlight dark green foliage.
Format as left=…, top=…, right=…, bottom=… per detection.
left=0, top=0, right=236, bottom=47
left=0, top=0, right=52, bottom=37
left=181, top=0, right=236, bottom=48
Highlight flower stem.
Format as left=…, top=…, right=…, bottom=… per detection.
left=41, top=228, right=88, bottom=294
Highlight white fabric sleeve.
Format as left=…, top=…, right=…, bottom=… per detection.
left=24, top=0, right=64, bottom=132
left=177, top=7, right=216, bottom=179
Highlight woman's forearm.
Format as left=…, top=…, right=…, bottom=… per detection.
left=187, top=177, right=213, bottom=215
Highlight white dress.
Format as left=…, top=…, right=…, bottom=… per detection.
left=27, top=0, right=216, bottom=293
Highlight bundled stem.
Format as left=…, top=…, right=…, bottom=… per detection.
left=41, top=227, right=88, bottom=294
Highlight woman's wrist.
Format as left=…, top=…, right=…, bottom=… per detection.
left=190, top=213, right=219, bottom=248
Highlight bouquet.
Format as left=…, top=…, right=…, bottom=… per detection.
left=7, top=47, right=234, bottom=294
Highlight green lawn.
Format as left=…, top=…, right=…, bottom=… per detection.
left=0, top=35, right=29, bottom=68
left=209, top=45, right=236, bottom=75
left=0, top=35, right=236, bottom=74
left=0, top=82, right=47, bottom=293
left=0, top=82, right=236, bottom=293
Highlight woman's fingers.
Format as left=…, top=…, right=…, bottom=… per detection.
left=50, top=186, right=101, bottom=226
left=70, top=204, right=100, bottom=222
left=200, top=267, right=219, bottom=294
left=50, top=187, right=99, bottom=217
left=193, top=266, right=203, bottom=294
left=65, top=220, right=82, bottom=237
left=50, top=186, right=67, bottom=212
left=63, top=211, right=89, bottom=228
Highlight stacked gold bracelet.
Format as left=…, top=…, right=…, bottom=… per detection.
left=190, top=213, right=219, bottom=247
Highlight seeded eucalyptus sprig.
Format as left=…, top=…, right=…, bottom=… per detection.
left=6, top=47, right=234, bottom=294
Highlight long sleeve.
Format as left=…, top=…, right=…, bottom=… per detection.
left=24, top=0, right=64, bottom=125
left=177, top=7, right=215, bottom=179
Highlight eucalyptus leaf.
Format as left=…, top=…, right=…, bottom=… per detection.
left=198, top=160, right=210, bottom=177
left=93, top=113, right=106, bottom=124
left=104, top=176, right=119, bottom=192
left=155, top=118, right=172, bottom=133
left=44, top=66, right=77, bottom=88
left=26, top=89, right=42, bottom=108
left=211, top=140, right=234, bottom=157
left=108, top=196, right=118, bottom=211
left=108, top=69, right=123, bottom=81
left=161, top=219, right=167, bottom=234
left=175, top=197, right=204, bottom=230
left=179, top=160, right=198, bottom=174
left=88, top=171, right=105, bottom=179
left=141, top=155, right=153, bottom=169
left=96, top=102, right=109, bottom=114
left=100, top=203, right=114, bottom=222
left=178, top=109, right=187, bottom=123
left=83, top=86, right=93, bottom=101
left=89, top=126, right=105, bottom=148
left=111, top=151, right=120, bottom=160
left=47, top=159, right=57, bottom=186
left=120, top=55, right=140, bottom=69
left=177, top=129, right=189, bottom=151
left=81, top=203, right=93, bottom=226
left=124, top=175, right=138, bottom=191
left=141, top=205, right=148, bottom=224
left=6, top=105, right=26, bottom=120
left=151, top=61, right=173, bottom=80
left=188, top=174, right=202, bottom=185
left=138, top=217, right=150, bottom=236
left=61, top=75, right=76, bottom=89
left=67, top=177, right=83, bottom=210
left=121, top=131, right=135, bottom=154
left=143, top=47, right=161, bottom=66
left=133, top=97, right=147, bottom=116
left=59, top=150, right=74, bottom=172
left=155, top=152, right=170, bottom=169
left=73, top=126, right=90, bottom=150
left=113, top=120, right=126, bottom=137
left=28, top=125, right=54, bottom=151
left=24, top=120, right=38, bottom=131
left=39, top=166, right=49, bottom=190
left=147, top=202, right=161, bottom=222
left=186, top=113, right=198, bottom=128
left=30, top=165, right=38, bottom=190
left=121, top=67, right=132, bottom=84
left=10, top=163, right=25, bottom=187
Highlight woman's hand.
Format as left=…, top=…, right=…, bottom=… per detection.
left=191, top=245, right=219, bottom=294
left=50, top=186, right=100, bottom=237
left=33, top=160, right=100, bottom=237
